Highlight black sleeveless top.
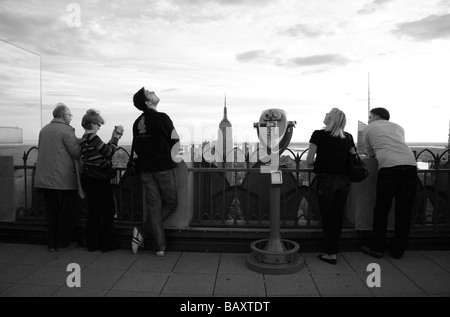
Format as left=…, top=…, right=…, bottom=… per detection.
left=309, top=130, right=355, bottom=175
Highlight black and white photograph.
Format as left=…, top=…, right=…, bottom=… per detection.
left=0, top=0, right=449, bottom=302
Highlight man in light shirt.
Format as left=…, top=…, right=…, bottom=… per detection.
left=361, top=107, right=417, bottom=259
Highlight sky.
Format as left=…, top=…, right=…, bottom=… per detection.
left=1, top=0, right=450, bottom=145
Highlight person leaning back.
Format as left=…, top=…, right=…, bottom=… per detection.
left=130, top=87, right=180, bottom=257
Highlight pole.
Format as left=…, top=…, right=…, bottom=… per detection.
left=265, top=185, right=285, bottom=253
left=40, top=55, right=42, bottom=128
left=368, top=72, right=370, bottom=122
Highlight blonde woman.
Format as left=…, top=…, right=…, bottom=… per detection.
left=80, top=109, right=123, bottom=252
left=306, top=108, right=355, bottom=265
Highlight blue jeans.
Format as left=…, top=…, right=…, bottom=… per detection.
left=371, top=165, right=417, bottom=256
left=316, top=174, right=351, bottom=254
left=140, top=169, right=177, bottom=251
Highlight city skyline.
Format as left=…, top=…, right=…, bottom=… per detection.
left=1, top=0, right=450, bottom=145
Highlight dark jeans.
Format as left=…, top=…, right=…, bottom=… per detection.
left=140, top=169, right=177, bottom=252
left=42, top=189, right=77, bottom=249
left=371, top=165, right=417, bottom=256
left=316, top=174, right=351, bottom=255
left=81, top=176, right=116, bottom=251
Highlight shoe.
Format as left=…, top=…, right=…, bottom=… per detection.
left=131, top=227, right=144, bottom=255
left=318, top=254, right=337, bottom=265
left=57, top=242, right=79, bottom=252
left=390, top=250, right=404, bottom=259
left=361, top=245, right=383, bottom=258
left=156, top=251, right=165, bottom=257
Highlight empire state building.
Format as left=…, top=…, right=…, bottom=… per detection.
left=218, top=95, right=233, bottom=165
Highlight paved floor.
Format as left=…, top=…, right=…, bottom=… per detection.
left=1, top=242, right=450, bottom=298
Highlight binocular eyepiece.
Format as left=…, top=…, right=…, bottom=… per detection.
left=254, top=109, right=296, bottom=155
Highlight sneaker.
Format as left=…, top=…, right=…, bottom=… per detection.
left=361, top=245, right=383, bottom=258
left=156, top=251, right=165, bottom=257
left=131, top=227, right=144, bottom=255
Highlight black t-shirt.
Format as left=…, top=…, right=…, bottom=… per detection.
left=132, top=109, right=180, bottom=172
left=309, top=129, right=355, bottom=175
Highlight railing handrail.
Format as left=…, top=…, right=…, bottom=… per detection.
left=10, top=146, right=450, bottom=231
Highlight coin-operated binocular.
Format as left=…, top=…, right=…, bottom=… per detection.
left=253, top=109, right=296, bottom=178
left=246, top=109, right=304, bottom=274
left=254, top=108, right=296, bottom=156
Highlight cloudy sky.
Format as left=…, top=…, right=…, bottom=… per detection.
left=1, top=0, right=450, bottom=145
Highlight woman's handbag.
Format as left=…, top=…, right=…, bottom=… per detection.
left=347, top=134, right=369, bottom=182
left=126, top=142, right=140, bottom=176
left=81, top=135, right=117, bottom=181
left=348, top=150, right=369, bottom=182
left=82, top=159, right=117, bottom=180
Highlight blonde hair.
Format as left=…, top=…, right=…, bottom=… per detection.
left=324, top=107, right=346, bottom=139
left=81, top=109, right=105, bottom=129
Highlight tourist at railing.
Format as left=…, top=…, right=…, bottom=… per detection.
left=34, top=103, right=81, bottom=252
left=306, top=108, right=355, bottom=265
left=131, top=87, right=180, bottom=257
left=80, top=109, right=124, bottom=252
left=361, top=107, right=418, bottom=259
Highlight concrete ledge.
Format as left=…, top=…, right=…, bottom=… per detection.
left=1, top=221, right=450, bottom=253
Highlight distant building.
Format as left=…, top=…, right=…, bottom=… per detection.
left=448, top=121, right=450, bottom=149
left=217, top=96, right=233, bottom=184
left=218, top=95, right=233, bottom=164
left=357, top=121, right=367, bottom=153
left=0, top=127, right=23, bottom=144
left=448, top=121, right=450, bottom=160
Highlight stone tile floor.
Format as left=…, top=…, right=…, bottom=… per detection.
left=1, top=243, right=449, bottom=298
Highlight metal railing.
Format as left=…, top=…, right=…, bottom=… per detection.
left=14, top=147, right=143, bottom=224
left=411, top=149, right=450, bottom=228
left=11, top=146, right=450, bottom=232
left=189, top=146, right=450, bottom=230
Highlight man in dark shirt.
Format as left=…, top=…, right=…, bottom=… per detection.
left=131, top=87, right=180, bottom=257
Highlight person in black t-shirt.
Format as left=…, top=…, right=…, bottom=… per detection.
left=130, top=87, right=180, bottom=257
left=306, top=108, right=355, bottom=265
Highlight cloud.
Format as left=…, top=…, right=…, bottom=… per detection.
left=392, top=13, right=450, bottom=41
left=235, top=50, right=279, bottom=63
left=167, top=0, right=272, bottom=7
left=357, top=0, right=394, bottom=14
left=438, top=0, right=450, bottom=8
left=0, top=6, right=96, bottom=59
left=278, top=23, right=333, bottom=38
left=287, top=54, right=350, bottom=67
left=236, top=50, right=351, bottom=70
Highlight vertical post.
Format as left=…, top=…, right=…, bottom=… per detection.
left=368, top=72, right=371, bottom=123
left=40, top=55, right=43, bottom=129
left=265, top=185, right=284, bottom=253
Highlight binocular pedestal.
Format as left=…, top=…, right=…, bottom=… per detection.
left=246, top=183, right=305, bottom=275
left=247, top=108, right=304, bottom=274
